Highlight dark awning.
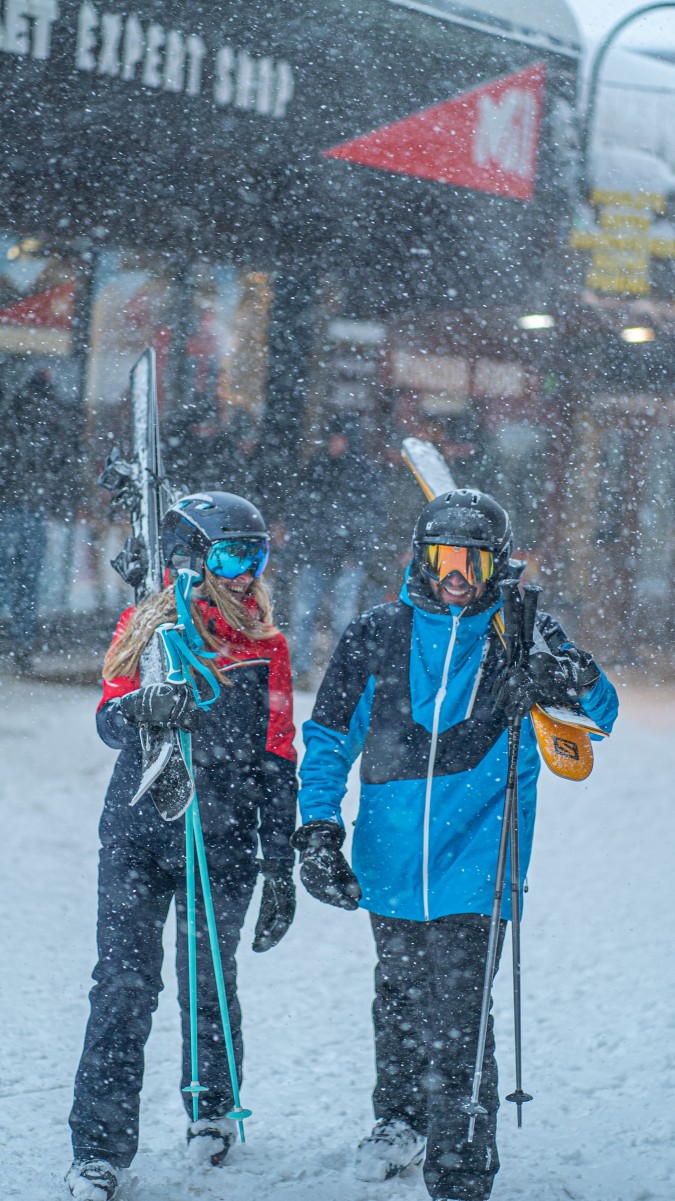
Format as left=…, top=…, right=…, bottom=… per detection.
left=0, top=0, right=579, bottom=310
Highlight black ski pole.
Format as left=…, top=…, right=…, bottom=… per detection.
left=462, top=717, right=519, bottom=1143
left=505, top=760, right=530, bottom=1126
left=462, top=581, right=540, bottom=1142
left=504, top=583, right=540, bottom=1127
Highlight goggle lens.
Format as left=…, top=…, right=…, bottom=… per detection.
left=422, top=544, right=494, bottom=586
left=206, top=538, right=269, bottom=579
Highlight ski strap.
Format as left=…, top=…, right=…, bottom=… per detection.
left=156, top=570, right=222, bottom=710
left=491, top=612, right=598, bottom=781
left=175, top=569, right=211, bottom=655
left=158, top=625, right=220, bottom=710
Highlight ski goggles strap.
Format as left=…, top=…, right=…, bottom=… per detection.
left=206, top=538, right=269, bottom=580
left=422, top=544, right=494, bottom=586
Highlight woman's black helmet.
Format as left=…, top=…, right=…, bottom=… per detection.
left=162, top=491, right=269, bottom=571
left=413, top=488, right=513, bottom=582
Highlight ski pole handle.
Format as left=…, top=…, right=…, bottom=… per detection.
left=158, top=623, right=186, bottom=684
left=500, top=579, right=522, bottom=667
left=520, top=584, right=542, bottom=657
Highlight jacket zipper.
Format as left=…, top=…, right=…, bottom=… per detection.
left=464, top=637, right=489, bottom=720
left=422, top=614, right=460, bottom=921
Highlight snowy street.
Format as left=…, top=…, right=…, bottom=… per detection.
left=1, top=676, right=674, bottom=1201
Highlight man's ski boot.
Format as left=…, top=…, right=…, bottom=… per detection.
left=187, top=1115, right=237, bottom=1166
left=66, top=1159, right=119, bottom=1201
left=354, top=1117, right=426, bottom=1181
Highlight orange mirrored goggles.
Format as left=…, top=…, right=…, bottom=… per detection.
left=421, top=544, right=495, bottom=586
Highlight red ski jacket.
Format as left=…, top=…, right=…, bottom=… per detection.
left=96, top=598, right=297, bottom=863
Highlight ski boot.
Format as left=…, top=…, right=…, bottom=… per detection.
left=354, top=1117, right=426, bottom=1181
left=187, top=1115, right=237, bottom=1166
left=66, top=1158, right=119, bottom=1201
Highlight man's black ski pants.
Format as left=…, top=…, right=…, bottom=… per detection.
left=70, top=842, right=257, bottom=1168
left=370, top=912, right=506, bottom=1201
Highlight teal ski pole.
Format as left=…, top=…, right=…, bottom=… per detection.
left=182, top=799, right=207, bottom=1121
left=159, top=569, right=252, bottom=1142
left=180, top=728, right=252, bottom=1142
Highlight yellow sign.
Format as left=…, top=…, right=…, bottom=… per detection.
left=569, top=190, right=675, bottom=295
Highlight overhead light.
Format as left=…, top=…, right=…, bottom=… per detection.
left=518, top=314, right=555, bottom=330
left=20, top=237, right=40, bottom=252
left=621, top=326, right=654, bottom=343
left=6, top=244, right=20, bottom=260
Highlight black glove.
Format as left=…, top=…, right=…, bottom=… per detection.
left=252, top=860, right=296, bottom=953
left=494, top=652, right=568, bottom=720
left=119, top=683, right=200, bottom=732
left=290, top=821, right=362, bottom=911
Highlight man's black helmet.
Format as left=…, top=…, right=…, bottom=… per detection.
left=413, top=488, right=513, bottom=581
left=162, top=491, right=269, bottom=570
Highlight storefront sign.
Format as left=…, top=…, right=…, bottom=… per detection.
left=0, top=0, right=295, bottom=116
left=474, top=358, right=525, bottom=398
left=0, top=280, right=73, bottom=353
left=569, top=190, right=675, bottom=296
left=390, top=350, right=470, bottom=412
left=0, top=0, right=577, bottom=312
left=324, top=63, right=545, bottom=200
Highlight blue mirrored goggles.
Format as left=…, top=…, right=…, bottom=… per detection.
left=206, top=538, right=269, bottom=579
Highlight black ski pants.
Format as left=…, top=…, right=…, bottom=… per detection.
left=370, top=912, right=506, bottom=1201
left=70, top=842, right=257, bottom=1169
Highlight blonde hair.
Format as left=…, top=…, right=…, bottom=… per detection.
left=103, top=567, right=276, bottom=683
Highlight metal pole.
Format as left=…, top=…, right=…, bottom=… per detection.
left=461, top=713, right=522, bottom=1143
left=505, top=752, right=532, bottom=1125
left=187, top=765, right=252, bottom=1143
left=579, top=3, right=675, bottom=201
left=181, top=797, right=207, bottom=1121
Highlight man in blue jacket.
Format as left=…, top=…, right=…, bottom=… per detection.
left=292, top=488, right=618, bottom=1201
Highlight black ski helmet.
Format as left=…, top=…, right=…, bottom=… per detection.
left=413, top=488, right=513, bottom=582
left=162, top=491, right=269, bottom=572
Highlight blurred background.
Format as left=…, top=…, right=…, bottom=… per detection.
left=2, top=0, right=675, bottom=683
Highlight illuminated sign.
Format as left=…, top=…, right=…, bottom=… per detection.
left=569, top=190, right=675, bottom=296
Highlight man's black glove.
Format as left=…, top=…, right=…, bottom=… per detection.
left=252, top=861, right=296, bottom=953
left=494, top=652, right=569, bottom=720
left=290, top=821, right=362, bottom=911
left=119, top=683, right=201, bottom=732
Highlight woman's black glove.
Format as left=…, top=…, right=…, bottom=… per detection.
left=493, top=652, right=569, bottom=720
left=290, top=821, right=362, bottom=911
left=119, top=683, right=201, bottom=732
left=252, top=861, right=296, bottom=953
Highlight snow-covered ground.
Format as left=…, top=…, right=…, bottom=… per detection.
left=1, top=675, right=674, bottom=1201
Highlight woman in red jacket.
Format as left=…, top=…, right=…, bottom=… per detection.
left=67, top=492, right=297, bottom=1201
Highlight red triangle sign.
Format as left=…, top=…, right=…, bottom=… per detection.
left=324, top=63, right=546, bottom=201
left=0, top=282, right=74, bottom=328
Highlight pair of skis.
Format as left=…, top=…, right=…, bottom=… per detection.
left=99, top=349, right=250, bottom=1138
left=99, top=349, right=195, bottom=821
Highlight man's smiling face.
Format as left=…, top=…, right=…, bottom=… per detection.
left=428, top=566, right=487, bottom=609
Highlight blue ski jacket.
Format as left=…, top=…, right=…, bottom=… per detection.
left=298, top=575, right=618, bottom=922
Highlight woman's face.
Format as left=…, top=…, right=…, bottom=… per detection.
left=222, top=570, right=255, bottom=595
